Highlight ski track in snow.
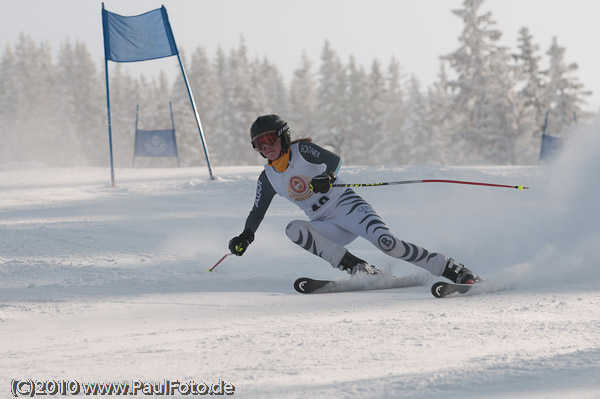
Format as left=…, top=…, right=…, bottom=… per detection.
left=1, top=124, right=600, bottom=398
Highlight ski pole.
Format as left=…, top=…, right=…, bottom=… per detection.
left=208, top=253, right=232, bottom=272
left=331, top=179, right=529, bottom=190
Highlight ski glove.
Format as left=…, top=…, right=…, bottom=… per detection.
left=228, top=228, right=255, bottom=256
left=310, top=171, right=336, bottom=194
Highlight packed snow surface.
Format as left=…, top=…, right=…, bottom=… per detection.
left=1, top=126, right=599, bottom=398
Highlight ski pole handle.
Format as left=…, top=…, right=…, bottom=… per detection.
left=208, top=253, right=231, bottom=272
left=332, top=179, right=529, bottom=190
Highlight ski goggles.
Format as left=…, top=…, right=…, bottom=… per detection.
left=252, top=131, right=280, bottom=152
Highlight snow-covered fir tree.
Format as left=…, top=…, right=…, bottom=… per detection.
left=426, top=63, right=455, bottom=165
left=0, top=44, right=19, bottom=162
left=10, top=34, right=64, bottom=165
left=107, top=63, right=139, bottom=167
left=253, top=58, right=288, bottom=117
left=211, top=47, right=234, bottom=165
left=443, top=0, right=520, bottom=164
left=343, top=56, right=371, bottom=164
left=190, top=47, right=222, bottom=166
left=57, top=40, right=106, bottom=166
left=514, top=28, right=546, bottom=126
left=403, top=75, right=434, bottom=165
left=138, top=71, right=172, bottom=130
left=223, top=38, right=264, bottom=165
left=371, top=57, right=406, bottom=164
left=363, top=59, right=388, bottom=164
left=315, top=41, right=347, bottom=158
left=542, top=37, right=591, bottom=137
left=288, top=52, right=318, bottom=139
left=512, top=27, right=547, bottom=163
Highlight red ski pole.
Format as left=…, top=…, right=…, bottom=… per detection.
left=332, top=179, right=529, bottom=190
left=208, top=253, right=232, bottom=272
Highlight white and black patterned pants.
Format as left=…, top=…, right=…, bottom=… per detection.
left=285, top=189, right=448, bottom=275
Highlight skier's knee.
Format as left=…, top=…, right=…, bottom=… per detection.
left=285, top=220, right=311, bottom=241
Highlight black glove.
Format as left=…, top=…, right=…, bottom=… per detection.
left=310, top=171, right=336, bottom=194
left=228, top=228, right=254, bottom=256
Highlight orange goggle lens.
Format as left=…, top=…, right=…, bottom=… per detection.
left=252, top=131, right=279, bottom=151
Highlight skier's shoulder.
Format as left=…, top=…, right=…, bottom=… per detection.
left=294, top=140, right=325, bottom=153
left=293, top=140, right=337, bottom=163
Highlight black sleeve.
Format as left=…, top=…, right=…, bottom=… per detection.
left=244, top=171, right=277, bottom=234
left=296, top=142, right=342, bottom=173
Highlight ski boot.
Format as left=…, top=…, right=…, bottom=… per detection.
left=442, top=258, right=480, bottom=284
left=338, top=251, right=382, bottom=276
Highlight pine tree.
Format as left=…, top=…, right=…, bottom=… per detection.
left=512, top=27, right=547, bottom=163
left=212, top=47, right=235, bottom=164
left=442, top=0, right=519, bottom=164
left=108, top=63, right=139, bottom=167
left=224, top=37, right=262, bottom=165
left=288, top=52, right=317, bottom=138
left=344, top=56, right=370, bottom=164
left=57, top=40, right=106, bottom=166
left=515, top=28, right=546, bottom=124
left=8, top=34, right=63, bottom=165
left=543, top=36, right=591, bottom=137
left=146, top=71, right=172, bottom=130
left=0, top=44, right=18, bottom=162
left=315, top=41, right=347, bottom=158
left=248, top=56, right=288, bottom=138
left=403, top=75, right=433, bottom=164
left=372, top=57, right=406, bottom=164
left=363, top=59, right=388, bottom=164
left=427, top=63, right=454, bottom=165
left=188, top=46, right=221, bottom=166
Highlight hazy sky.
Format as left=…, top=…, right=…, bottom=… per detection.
left=1, top=0, right=598, bottom=110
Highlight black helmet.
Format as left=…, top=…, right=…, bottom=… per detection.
left=250, top=114, right=291, bottom=151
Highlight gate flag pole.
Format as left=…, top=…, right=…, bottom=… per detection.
left=175, top=53, right=214, bottom=179
left=102, top=5, right=116, bottom=187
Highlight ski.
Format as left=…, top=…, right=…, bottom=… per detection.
left=431, top=281, right=474, bottom=298
left=294, top=274, right=427, bottom=294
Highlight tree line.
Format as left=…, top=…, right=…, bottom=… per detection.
left=0, top=0, right=592, bottom=168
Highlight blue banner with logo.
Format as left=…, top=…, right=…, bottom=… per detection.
left=134, top=129, right=178, bottom=157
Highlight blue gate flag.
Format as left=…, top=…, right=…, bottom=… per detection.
left=102, top=5, right=178, bottom=62
left=539, top=134, right=561, bottom=161
left=538, top=110, right=564, bottom=162
left=134, top=129, right=178, bottom=157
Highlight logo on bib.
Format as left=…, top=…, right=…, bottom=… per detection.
left=288, top=175, right=313, bottom=201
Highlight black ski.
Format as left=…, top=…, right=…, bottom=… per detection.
left=431, top=281, right=474, bottom=298
left=294, top=274, right=427, bottom=294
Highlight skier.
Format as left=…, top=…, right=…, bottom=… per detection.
left=228, top=114, right=479, bottom=284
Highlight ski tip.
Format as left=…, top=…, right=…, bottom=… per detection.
left=294, top=278, right=312, bottom=294
left=207, top=268, right=213, bottom=272
left=431, top=281, right=446, bottom=298
left=431, top=281, right=475, bottom=298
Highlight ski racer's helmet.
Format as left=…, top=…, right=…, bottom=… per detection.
left=250, top=115, right=291, bottom=154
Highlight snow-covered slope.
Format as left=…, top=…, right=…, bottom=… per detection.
left=1, top=125, right=599, bottom=398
